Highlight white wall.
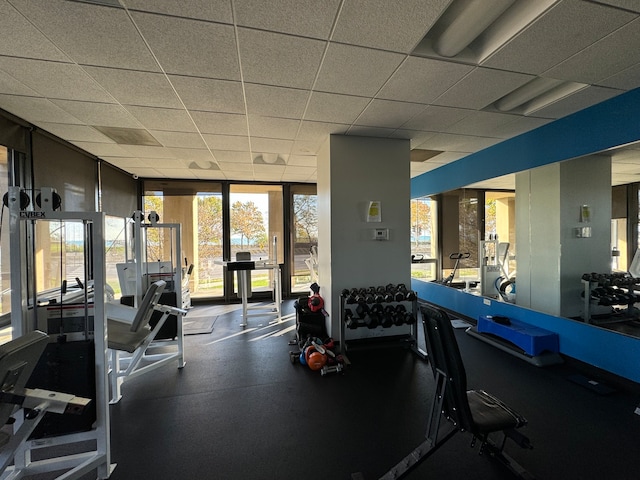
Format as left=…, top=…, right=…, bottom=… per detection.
left=317, top=135, right=410, bottom=336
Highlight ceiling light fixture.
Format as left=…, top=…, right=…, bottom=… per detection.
left=432, top=0, right=515, bottom=58
left=494, top=77, right=564, bottom=111
left=492, top=77, right=587, bottom=114
left=412, top=0, right=558, bottom=63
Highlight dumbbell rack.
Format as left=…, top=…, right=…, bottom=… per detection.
left=581, top=273, right=640, bottom=323
left=338, top=286, right=427, bottom=365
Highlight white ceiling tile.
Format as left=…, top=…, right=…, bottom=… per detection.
left=10, top=0, right=159, bottom=71
left=168, top=76, right=245, bottom=114
left=234, top=0, right=339, bottom=39
left=0, top=58, right=114, bottom=103
left=434, top=68, right=534, bottom=110
left=0, top=95, right=83, bottom=124
left=589, top=0, right=640, bottom=13
left=378, top=56, right=473, bottom=104
left=167, top=148, right=216, bottom=162
left=215, top=151, right=252, bottom=163
left=545, top=18, right=640, bottom=84
left=191, top=112, right=248, bottom=136
left=248, top=116, right=301, bottom=140
left=237, top=28, right=325, bottom=89
left=51, top=99, right=142, bottom=128
left=391, top=130, right=437, bottom=149
left=70, top=141, right=131, bottom=157
left=599, top=63, right=640, bottom=90
left=143, top=158, right=192, bottom=169
left=332, top=0, right=449, bottom=53
left=103, top=157, right=151, bottom=169
left=83, top=67, right=182, bottom=108
left=124, top=0, right=233, bottom=23
left=121, top=166, right=165, bottom=178
left=355, top=99, right=425, bottom=129
left=296, top=121, right=349, bottom=142
left=483, top=0, right=636, bottom=75
left=287, top=155, right=317, bottom=167
left=304, top=92, right=370, bottom=124
left=529, top=85, right=624, bottom=118
left=400, top=106, right=471, bottom=132
left=314, top=43, right=405, bottom=96
left=0, top=68, right=39, bottom=96
left=291, top=140, right=325, bottom=155
left=131, top=12, right=240, bottom=79
left=34, top=123, right=113, bottom=143
left=251, top=138, right=293, bottom=154
left=150, top=131, right=207, bottom=149
left=126, top=106, right=196, bottom=132
left=347, top=126, right=395, bottom=137
left=253, top=164, right=286, bottom=175
left=203, top=135, right=250, bottom=152
left=446, top=111, right=522, bottom=137
left=0, top=1, right=69, bottom=61
left=120, top=145, right=179, bottom=158
left=419, top=132, right=500, bottom=153
left=244, top=84, right=309, bottom=119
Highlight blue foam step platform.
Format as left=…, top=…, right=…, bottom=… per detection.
left=476, top=315, right=559, bottom=357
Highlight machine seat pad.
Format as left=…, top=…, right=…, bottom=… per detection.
left=468, top=390, right=527, bottom=434
left=108, top=320, right=151, bottom=353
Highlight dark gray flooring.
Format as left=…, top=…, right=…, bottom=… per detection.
left=104, top=300, right=640, bottom=480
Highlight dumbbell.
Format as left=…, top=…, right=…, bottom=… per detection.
left=378, top=305, right=393, bottom=328
left=393, top=304, right=407, bottom=326
left=368, top=304, right=383, bottom=328
left=344, top=308, right=358, bottom=329
left=356, top=303, right=369, bottom=318
left=393, top=284, right=405, bottom=302
left=374, top=286, right=386, bottom=303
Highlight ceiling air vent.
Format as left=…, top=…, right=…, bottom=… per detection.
left=94, top=126, right=161, bottom=146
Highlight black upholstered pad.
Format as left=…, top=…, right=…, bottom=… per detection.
left=467, top=390, right=527, bottom=434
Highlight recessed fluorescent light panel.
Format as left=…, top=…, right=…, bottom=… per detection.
left=413, top=0, right=558, bottom=63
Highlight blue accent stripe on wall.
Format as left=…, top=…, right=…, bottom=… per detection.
left=411, top=87, right=640, bottom=198
left=411, top=279, right=640, bottom=383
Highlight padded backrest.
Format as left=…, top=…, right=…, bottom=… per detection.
left=420, top=303, right=474, bottom=432
left=130, top=280, right=166, bottom=332
left=0, top=331, right=49, bottom=430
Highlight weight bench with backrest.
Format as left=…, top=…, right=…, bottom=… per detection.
left=107, top=280, right=187, bottom=403
left=379, top=303, right=534, bottom=480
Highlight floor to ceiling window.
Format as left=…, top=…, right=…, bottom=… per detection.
left=0, top=146, right=10, bottom=321
left=291, top=185, right=317, bottom=293
left=229, top=184, right=283, bottom=296
left=410, top=195, right=438, bottom=281
left=144, top=181, right=224, bottom=299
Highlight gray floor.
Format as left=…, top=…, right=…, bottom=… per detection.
left=95, top=299, right=640, bottom=479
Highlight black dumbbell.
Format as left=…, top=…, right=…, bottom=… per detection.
left=344, top=308, right=358, bottom=329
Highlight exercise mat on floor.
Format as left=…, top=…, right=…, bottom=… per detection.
left=184, top=316, right=217, bottom=335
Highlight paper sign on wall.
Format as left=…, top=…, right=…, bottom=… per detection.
left=367, top=201, right=381, bottom=222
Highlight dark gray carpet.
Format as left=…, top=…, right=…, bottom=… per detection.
left=103, top=300, right=640, bottom=480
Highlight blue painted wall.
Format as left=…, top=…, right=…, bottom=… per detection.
left=411, top=87, right=640, bottom=198
left=410, top=87, right=640, bottom=383
left=412, top=279, right=640, bottom=383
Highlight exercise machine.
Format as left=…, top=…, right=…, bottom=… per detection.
left=6, top=186, right=114, bottom=478
left=373, top=303, right=534, bottom=479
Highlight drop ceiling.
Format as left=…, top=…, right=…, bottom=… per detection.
left=0, top=0, right=639, bottom=189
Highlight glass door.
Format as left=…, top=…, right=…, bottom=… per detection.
left=229, top=184, right=283, bottom=295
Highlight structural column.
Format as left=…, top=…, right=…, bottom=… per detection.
left=515, top=154, right=611, bottom=318
left=317, top=135, right=411, bottom=336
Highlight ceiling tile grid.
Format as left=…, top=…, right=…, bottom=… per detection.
left=0, top=0, right=637, bottom=187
